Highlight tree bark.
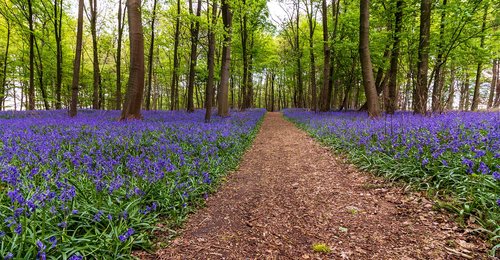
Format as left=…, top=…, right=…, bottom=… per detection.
left=88, top=0, right=100, bottom=109
left=387, top=0, right=403, bottom=114
left=446, top=65, right=455, bottom=110
left=0, top=18, right=9, bottom=110
left=471, top=4, right=488, bottom=111
left=115, top=0, right=125, bottom=110
left=306, top=0, right=316, bottom=111
left=187, top=0, right=202, bottom=112
left=28, top=0, right=35, bottom=110
left=145, top=0, right=158, bottom=110
left=120, top=0, right=145, bottom=120
left=70, top=0, right=84, bottom=117
left=431, top=0, right=447, bottom=112
left=415, top=0, right=431, bottom=114
left=359, top=0, right=380, bottom=117
left=171, top=0, right=181, bottom=110
left=218, top=0, right=232, bottom=116
left=205, top=1, right=218, bottom=122
left=488, top=59, right=497, bottom=108
left=54, top=0, right=63, bottom=109
left=319, top=0, right=330, bottom=112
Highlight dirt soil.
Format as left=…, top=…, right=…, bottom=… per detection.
left=145, top=112, right=491, bottom=259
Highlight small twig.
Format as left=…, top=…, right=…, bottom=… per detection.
left=444, top=247, right=473, bottom=259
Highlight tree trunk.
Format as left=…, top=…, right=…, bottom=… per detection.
left=171, top=0, right=181, bottom=110
left=70, top=0, right=84, bottom=117
left=359, top=0, right=380, bottom=117
left=217, top=0, right=232, bottom=116
left=89, top=0, right=100, bottom=109
left=296, top=1, right=304, bottom=108
left=115, top=0, right=125, bottom=110
left=34, top=39, right=50, bottom=110
left=387, top=0, right=403, bottom=114
left=240, top=0, right=249, bottom=110
left=306, top=0, right=316, bottom=112
left=28, top=0, right=35, bottom=110
left=54, top=0, right=63, bottom=109
left=205, top=1, right=217, bottom=122
left=431, top=0, right=447, bottom=112
left=120, top=0, right=145, bottom=120
left=187, top=0, right=202, bottom=112
left=327, top=0, right=340, bottom=110
left=145, top=0, right=158, bottom=110
left=446, top=66, right=455, bottom=110
left=319, top=0, right=330, bottom=112
left=471, top=4, right=488, bottom=111
left=0, top=18, right=10, bottom=110
left=415, top=0, right=431, bottom=114
left=488, top=59, right=497, bottom=108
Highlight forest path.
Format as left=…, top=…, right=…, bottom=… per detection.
left=152, top=112, right=488, bottom=259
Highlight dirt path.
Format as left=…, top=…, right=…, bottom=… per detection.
left=151, top=112, right=489, bottom=259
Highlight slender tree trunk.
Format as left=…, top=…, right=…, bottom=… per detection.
left=327, top=0, right=340, bottom=110
left=471, top=4, right=488, bottom=111
left=89, top=0, right=100, bottom=109
left=247, top=36, right=254, bottom=108
left=306, top=0, right=316, bottom=111
left=0, top=18, right=10, bottom=110
left=205, top=1, right=217, bottom=122
left=145, top=0, right=158, bottom=110
left=431, top=0, right=447, bottom=112
left=187, top=0, right=202, bottom=112
left=459, top=74, right=470, bottom=111
left=116, top=0, right=125, bottom=110
left=28, top=0, right=35, bottom=110
left=319, top=0, right=330, bottom=111
left=121, top=0, right=145, bottom=119
left=296, top=1, right=304, bottom=108
left=415, top=0, right=431, bottom=114
left=70, top=0, right=84, bottom=117
left=54, top=0, right=63, bottom=109
left=494, top=60, right=500, bottom=108
left=445, top=66, right=455, bottom=110
left=240, top=0, right=249, bottom=110
left=387, top=0, right=403, bottom=114
left=488, top=59, right=497, bottom=108
left=217, top=0, right=232, bottom=116
left=34, top=39, right=50, bottom=110
left=171, top=0, right=181, bottom=110
left=359, top=0, right=379, bottom=117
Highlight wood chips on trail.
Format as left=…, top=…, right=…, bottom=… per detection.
left=143, top=112, right=490, bottom=259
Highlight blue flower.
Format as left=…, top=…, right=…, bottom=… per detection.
left=4, top=252, right=13, bottom=260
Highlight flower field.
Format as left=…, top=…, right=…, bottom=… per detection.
left=0, top=109, right=265, bottom=258
left=284, top=109, right=500, bottom=247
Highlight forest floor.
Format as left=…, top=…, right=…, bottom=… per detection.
left=143, top=112, right=490, bottom=259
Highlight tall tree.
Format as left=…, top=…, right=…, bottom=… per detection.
left=319, top=0, right=330, bottom=112
left=145, top=0, right=158, bottom=111
left=0, top=11, right=10, bottom=110
left=217, top=0, right=232, bottom=116
left=387, top=0, right=403, bottom=114
left=205, top=0, right=218, bottom=122
left=414, top=0, right=431, bottom=114
left=488, top=59, right=497, bottom=109
left=304, top=0, right=317, bottom=112
left=121, top=0, right=145, bottom=119
left=359, top=0, right=379, bottom=117
left=187, top=0, right=202, bottom=112
left=115, top=0, right=126, bottom=110
left=471, top=4, right=488, bottom=111
left=53, top=0, right=63, bottom=109
left=28, top=0, right=35, bottom=110
left=170, top=0, right=181, bottom=110
left=70, top=0, right=85, bottom=117
left=431, top=0, right=447, bottom=112
left=88, top=0, right=100, bottom=109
